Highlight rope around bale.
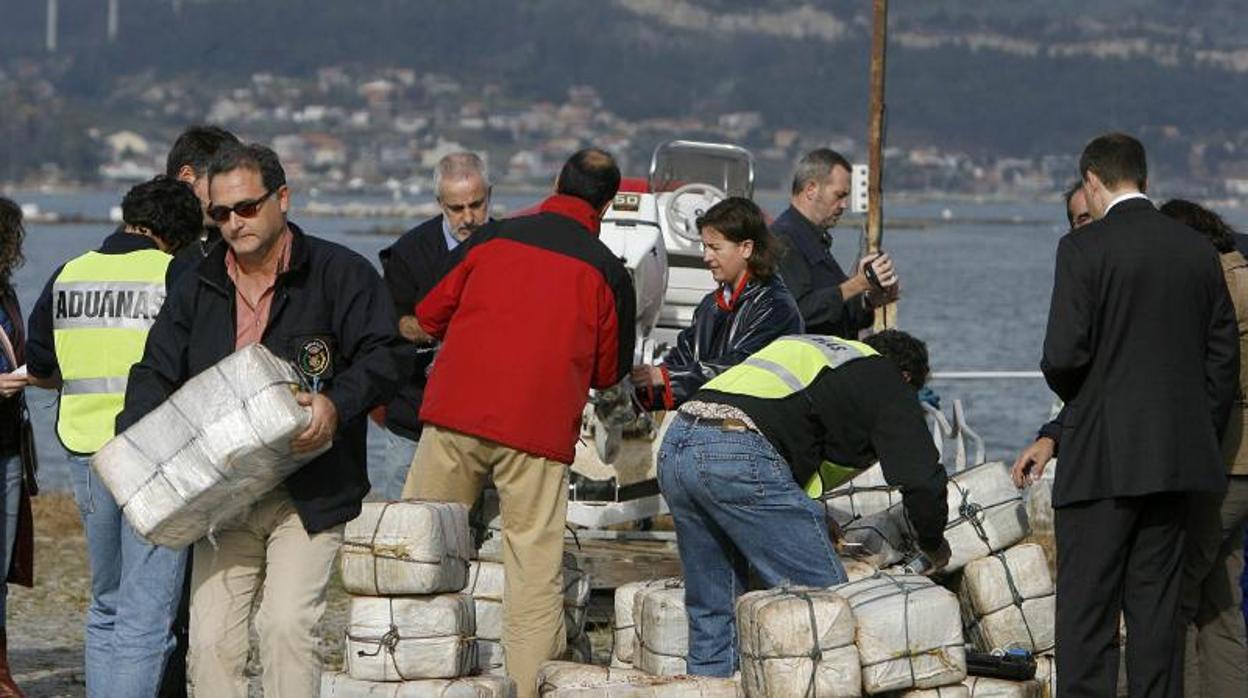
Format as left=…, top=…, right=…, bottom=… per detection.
left=347, top=597, right=476, bottom=681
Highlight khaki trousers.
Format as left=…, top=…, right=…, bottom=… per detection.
left=188, top=489, right=343, bottom=698
left=1182, top=477, right=1248, bottom=698
left=403, top=424, right=568, bottom=698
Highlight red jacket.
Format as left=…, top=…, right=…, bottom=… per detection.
left=417, top=195, right=636, bottom=463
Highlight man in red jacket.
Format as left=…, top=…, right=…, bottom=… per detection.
left=402, top=148, right=635, bottom=698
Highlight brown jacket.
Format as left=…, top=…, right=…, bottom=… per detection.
left=1220, top=250, right=1248, bottom=475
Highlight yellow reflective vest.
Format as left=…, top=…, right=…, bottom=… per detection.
left=52, top=247, right=170, bottom=453
left=699, top=334, right=878, bottom=496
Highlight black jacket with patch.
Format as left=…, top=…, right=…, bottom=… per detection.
left=117, top=223, right=413, bottom=533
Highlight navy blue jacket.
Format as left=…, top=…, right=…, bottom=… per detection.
left=639, top=275, right=803, bottom=410
left=377, top=215, right=463, bottom=441
left=772, top=206, right=871, bottom=338
left=117, top=223, right=413, bottom=533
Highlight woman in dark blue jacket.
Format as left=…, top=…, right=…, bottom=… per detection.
left=632, top=197, right=803, bottom=409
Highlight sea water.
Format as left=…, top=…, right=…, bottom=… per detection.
left=11, top=188, right=1246, bottom=491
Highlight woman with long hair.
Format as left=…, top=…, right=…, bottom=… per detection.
left=0, top=197, right=31, bottom=698
left=630, top=196, right=803, bottom=409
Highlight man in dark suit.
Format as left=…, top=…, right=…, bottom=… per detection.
left=772, top=149, right=897, bottom=338
left=1019, top=132, right=1240, bottom=696
left=375, top=151, right=491, bottom=500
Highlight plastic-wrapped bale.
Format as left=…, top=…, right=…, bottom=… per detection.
left=564, top=557, right=592, bottom=640
left=344, top=595, right=476, bottom=681
left=820, top=463, right=901, bottom=527
left=958, top=544, right=1055, bottom=653
left=465, top=554, right=591, bottom=644
left=889, top=687, right=969, bottom=697
left=835, top=573, right=966, bottom=694
left=1033, top=655, right=1055, bottom=698
left=322, top=671, right=516, bottom=697
left=962, top=677, right=1042, bottom=697
left=612, top=580, right=671, bottom=668
left=91, top=343, right=319, bottom=549
left=900, top=462, right=1029, bottom=573
left=633, top=578, right=688, bottom=676
left=841, top=509, right=909, bottom=568
left=476, top=638, right=505, bottom=676
left=537, top=661, right=741, bottom=697
left=736, top=587, right=860, bottom=698
left=539, top=662, right=647, bottom=695
left=341, top=501, right=472, bottom=596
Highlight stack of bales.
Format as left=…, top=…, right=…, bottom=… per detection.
left=324, top=501, right=516, bottom=697
left=465, top=552, right=593, bottom=675
left=541, top=461, right=1057, bottom=696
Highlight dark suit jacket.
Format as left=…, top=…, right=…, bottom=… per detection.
left=772, top=206, right=872, bottom=338
left=378, top=215, right=455, bottom=440
left=1041, top=197, right=1239, bottom=507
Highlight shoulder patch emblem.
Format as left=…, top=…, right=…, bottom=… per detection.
left=298, top=338, right=332, bottom=378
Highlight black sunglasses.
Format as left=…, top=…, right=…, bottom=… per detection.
left=207, top=189, right=276, bottom=224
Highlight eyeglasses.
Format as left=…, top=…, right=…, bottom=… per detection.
left=207, top=189, right=276, bottom=224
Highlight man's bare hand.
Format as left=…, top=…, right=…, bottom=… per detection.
left=630, top=364, right=664, bottom=388
left=291, top=392, right=338, bottom=454
left=865, top=252, right=898, bottom=288
left=1011, top=436, right=1055, bottom=488
left=398, top=315, right=435, bottom=345
left=0, top=372, right=28, bottom=399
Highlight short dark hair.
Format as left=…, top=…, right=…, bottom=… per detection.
left=0, top=198, right=26, bottom=287
left=1062, top=181, right=1083, bottom=228
left=1159, top=199, right=1239, bottom=254
left=696, top=197, right=784, bottom=282
left=791, top=148, right=853, bottom=196
left=1079, top=132, right=1147, bottom=191
left=165, top=125, right=240, bottom=178
left=556, top=148, right=620, bottom=210
left=207, top=142, right=287, bottom=193
left=122, top=175, right=204, bottom=254
left=863, top=329, right=931, bottom=389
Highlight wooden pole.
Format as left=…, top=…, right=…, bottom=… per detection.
left=867, top=0, right=894, bottom=330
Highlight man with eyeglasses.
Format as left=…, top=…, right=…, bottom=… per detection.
left=375, top=151, right=492, bottom=500
left=117, top=142, right=410, bottom=698
left=23, top=176, right=203, bottom=698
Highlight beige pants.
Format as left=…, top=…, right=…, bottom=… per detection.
left=188, top=489, right=344, bottom=698
left=1182, top=476, right=1248, bottom=697
left=403, top=424, right=568, bottom=698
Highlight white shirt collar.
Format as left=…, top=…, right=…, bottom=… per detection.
left=1104, top=191, right=1150, bottom=215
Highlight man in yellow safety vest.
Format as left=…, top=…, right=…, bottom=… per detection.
left=23, top=175, right=201, bottom=698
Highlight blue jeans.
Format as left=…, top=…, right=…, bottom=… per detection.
left=69, top=455, right=188, bottom=698
left=657, top=416, right=847, bottom=677
left=0, top=453, right=20, bottom=624
left=375, top=428, right=418, bottom=501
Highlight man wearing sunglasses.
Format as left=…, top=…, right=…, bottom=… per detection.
left=117, top=143, right=410, bottom=698
left=23, top=176, right=203, bottom=698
